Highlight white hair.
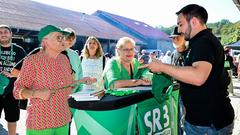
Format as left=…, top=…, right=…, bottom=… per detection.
left=115, top=37, right=135, bottom=56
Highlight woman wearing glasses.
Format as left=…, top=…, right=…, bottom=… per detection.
left=104, top=37, right=151, bottom=90
left=13, top=25, right=95, bottom=135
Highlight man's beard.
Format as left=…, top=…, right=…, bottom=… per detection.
left=184, top=23, right=192, bottom=41
left=0, top=39, right=10, bottom=45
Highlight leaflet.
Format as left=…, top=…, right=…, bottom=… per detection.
left=116, top=86, right=152, bottom=91
left=70, top=89, right=104, bottom=101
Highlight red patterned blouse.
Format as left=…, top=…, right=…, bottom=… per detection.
left=13, top=51, right=73, bottom=130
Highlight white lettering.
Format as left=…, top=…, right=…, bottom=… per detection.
left=154, top=128, right=171, bottom=135
left=144, top=105, right=170, bottom=134
left=153, top=108, right=162, bottom=132
left=163, top=105, right=169, bottom=128
left=144, top=111, right=153, bottom=135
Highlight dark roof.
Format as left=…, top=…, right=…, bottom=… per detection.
left=94, top=10, right=170, bottom=41
left=0, top=0, right=143, bottom=43
left=226, top=40, right=240, bottom=50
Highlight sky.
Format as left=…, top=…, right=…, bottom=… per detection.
left=32, top=0, right=240, bottom=27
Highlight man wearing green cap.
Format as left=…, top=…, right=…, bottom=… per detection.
left=13, top=25, right=95, bottom=135
left=0, top=24, right=26, bottom=135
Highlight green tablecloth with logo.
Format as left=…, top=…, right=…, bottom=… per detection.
left=72, top=105, right=136, bottom=135
left=71, top=73, right=179, bottom=135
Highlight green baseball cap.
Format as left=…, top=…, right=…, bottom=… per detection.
left=38, top=25, right=70, bottom=43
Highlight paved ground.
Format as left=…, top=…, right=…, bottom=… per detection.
left=1, top=78, right=240, bottom=135
left=231, top=78, right=240, bottom=135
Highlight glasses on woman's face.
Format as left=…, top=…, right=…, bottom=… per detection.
left=121, top=48, right=135, bottom=52
left=56, top=35, right=65, bottom=42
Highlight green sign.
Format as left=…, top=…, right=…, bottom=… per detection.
left=137, top=90, right=179, bottom=135
left=72, top=105, right=136, bottom=135
left=72, top=73, right=179, bottom=135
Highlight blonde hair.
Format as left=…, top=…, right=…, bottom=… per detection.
left=115, top=37, right=135, bottom=56
left=81, top=36, right=104, bottom=58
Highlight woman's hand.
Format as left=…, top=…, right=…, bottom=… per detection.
left=34, top=89, right=54, bottom=100
left=136, top=78, right=151, bottom=86
left=80, top=77, right=97, bottom=85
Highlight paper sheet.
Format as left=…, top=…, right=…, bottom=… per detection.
left=70, top=89, right=102, bottom=101
left=116, top=86, right=152, bottom=91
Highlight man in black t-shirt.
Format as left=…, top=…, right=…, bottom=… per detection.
left=140, top=4, right=234, bottom=135
left=0, top=24, right=26, bottom=135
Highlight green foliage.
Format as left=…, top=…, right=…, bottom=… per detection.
left=155, top=25, right=175, bottom=35
left=156, top=19, right=240, bottom=45
left=208, top=19, right=240, bottom=45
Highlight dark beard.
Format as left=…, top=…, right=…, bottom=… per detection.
left=0, top=39, right=10, bottom=45
left=184, top=23, right=192, bottom=41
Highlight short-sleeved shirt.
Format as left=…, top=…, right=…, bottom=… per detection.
left=180, top=29, right=234, bottom=129
left=81, top=56, right=105, bottom=90
left=104, top=57, right=147, bottom=89
left=66, top=49, right=82, bottom=80
left=0, top=43, right=26, bottom=95
left=66, top=49, right=82, bottom=92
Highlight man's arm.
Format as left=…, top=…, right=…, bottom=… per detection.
left=10, top=68, right=20, bottom=77
left=140, top=60, right=212, bottom=86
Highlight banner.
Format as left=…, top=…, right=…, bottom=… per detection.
left=137, top=90, right=179, bottom=135
left=72, top=73, right=179, bottom=135
left=73, top=105, right=136, bottom=135
left=137, top=73, right=179, bottom=135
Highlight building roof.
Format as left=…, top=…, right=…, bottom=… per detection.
left=94, top=10, right=170, bottom=41
left=226, top=40, right=240, bottom=50
left=233, top=0, right=240, bottom=11
left=0, top=0, right=143, bottom=43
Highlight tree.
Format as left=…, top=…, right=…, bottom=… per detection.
left=156, top=19, right=240, bottom=45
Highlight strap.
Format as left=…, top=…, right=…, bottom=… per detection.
left=130, top=64, right=133, bottom=79
left=13, top=47, right=41, bottom=69
left=62, top=50, right=74, bottom=74
left=102, top=56, right=106, bottom=70
left=80, top=56, right=83, bottom=62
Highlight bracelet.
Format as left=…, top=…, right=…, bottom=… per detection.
left=31, top=90, right=35, bottom=98
left=19, top=88, right=24, bottom=99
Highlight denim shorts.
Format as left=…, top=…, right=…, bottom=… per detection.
left=184, top=120, right=234, bottom=135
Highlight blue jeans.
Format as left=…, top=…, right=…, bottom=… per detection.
left=184, top=121, right=234, bottom=135
left=178, top=96, right=185, bottom=135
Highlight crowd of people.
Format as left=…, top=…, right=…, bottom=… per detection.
left=0, top=3, right=236, bottom=135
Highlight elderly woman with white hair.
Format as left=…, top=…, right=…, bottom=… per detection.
left=104, top=37, right=151, bottom=89
left=13, top=25, right=95, bottom=135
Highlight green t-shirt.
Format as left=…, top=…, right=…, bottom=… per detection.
left=104, top=57, right=151, bottom=89
left=67, top=49, right=82, bottom=92
left=67, top=49, right=82, bottom=80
